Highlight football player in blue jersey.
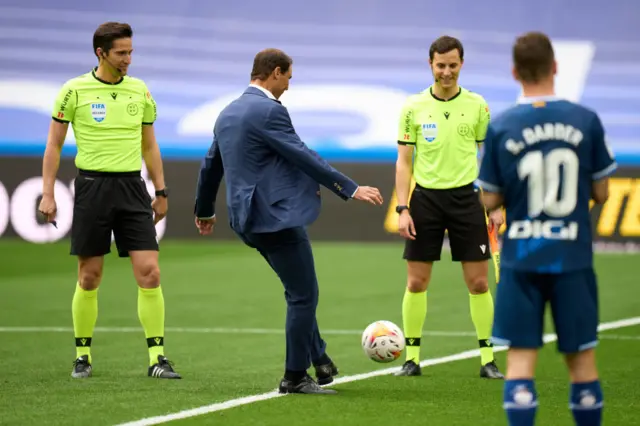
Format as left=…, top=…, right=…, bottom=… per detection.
left=475, top=31, right=617, bottom=426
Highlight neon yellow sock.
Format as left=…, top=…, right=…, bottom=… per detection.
left=138, top=286, right=165, bottom=366
left=402, top=289, right=427, bottom=363
left=469, top=291, right=495, bottom=365
left=72, top=283, right=98, bottom=364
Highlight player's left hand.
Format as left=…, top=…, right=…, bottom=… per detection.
left=488, top=209, right=504, bottom=230
left=152, top=196, right=168, bottom=224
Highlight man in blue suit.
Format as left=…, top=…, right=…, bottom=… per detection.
left=194, top=48, right=383, bottom=394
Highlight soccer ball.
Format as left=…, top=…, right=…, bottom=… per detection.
left=361, top=320, right=405, bottom=363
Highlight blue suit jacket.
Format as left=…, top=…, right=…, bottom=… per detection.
left=194, top=87, right=359, bottom=234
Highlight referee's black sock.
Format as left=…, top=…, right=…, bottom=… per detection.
left=284, top=369, right=307, bottom=383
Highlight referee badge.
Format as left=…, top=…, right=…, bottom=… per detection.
left=91, top=103, right=107, bottom=123
left=421, top=123, right=437, bottom=142
left=457, top=123, right=471, bottom=137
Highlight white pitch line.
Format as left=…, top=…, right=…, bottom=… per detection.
left=598, top=334, right=640, bottom=341
left=0, top=326, right=637, bottom=340
left=114, top=317, right=640, bottom=426
left=0, top=326, right=476, bottom=337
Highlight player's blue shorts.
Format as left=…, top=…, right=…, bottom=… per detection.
left=491, top=268, right=599, bottom=354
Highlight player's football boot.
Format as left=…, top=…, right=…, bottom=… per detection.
left=394, top=360, right=422, bottom=376
left=315, top=361, right=339, bottom=385
left=480, top=360, right=504, bottom=379
left=278, top=374, right=337, bottom=394
left=71, top=355, right=92, bottom=378
left=148, top=355, right=182, bottom=379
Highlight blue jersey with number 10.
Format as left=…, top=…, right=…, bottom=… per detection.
left=476, top=97, right=617, bottom=273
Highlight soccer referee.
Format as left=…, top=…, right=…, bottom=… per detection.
left=38, top=22, right=180, bottom=379
left=393, top=36, right=504, bottom=379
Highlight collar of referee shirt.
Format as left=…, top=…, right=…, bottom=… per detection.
left=92, top=67, right=124, bottom=85
left=430, top=86, right=462, bottom=102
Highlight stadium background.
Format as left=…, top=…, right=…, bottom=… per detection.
left=0, top=0, right=639, bottom=247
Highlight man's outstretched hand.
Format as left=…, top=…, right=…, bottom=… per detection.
left=353, top=186, right=384, bottom=205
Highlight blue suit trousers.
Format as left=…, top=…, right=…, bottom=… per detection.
left=239, top=226, right=327, bottom=372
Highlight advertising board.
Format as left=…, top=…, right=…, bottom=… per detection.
left=1, top=157, right=639, bottom=251
left=0, top=158, right=396, bottom=242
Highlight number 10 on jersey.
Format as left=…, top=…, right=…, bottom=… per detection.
left=511, top=148, right=579, bottom=240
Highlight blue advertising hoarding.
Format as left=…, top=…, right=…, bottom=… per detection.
left=0, top=0, right=638, bottom=163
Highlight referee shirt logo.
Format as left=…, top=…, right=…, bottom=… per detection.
left=457, top=123, right=471, bottom=137
left=91, top=103, right=107, bottom=123
left=421, top=123, right=437, bottom=142
left=127, top=103, right=139, bottom=116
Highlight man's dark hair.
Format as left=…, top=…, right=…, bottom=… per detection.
left=429, top=36, right=464, bottom=61
left=93, top=22, right=133, bottom=58
left=250, top=48, right=293, bottom=80
left=513, top=32, right=555, bottom=83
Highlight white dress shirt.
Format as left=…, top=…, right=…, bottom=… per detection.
left=249, top=83, right=276, bottom=100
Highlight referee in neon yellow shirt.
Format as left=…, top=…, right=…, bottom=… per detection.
left=38, top=22, right=180, bottom=380
left=394, top=36, right=505, bottom=379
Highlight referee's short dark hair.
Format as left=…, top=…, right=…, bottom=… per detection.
left=429, top=36, right=464, bottom=61
left=250, top=48, right=293, bottom=80
left=93, top=22, right=133, bottom=58
left=513, top=32, right=555, bottom=83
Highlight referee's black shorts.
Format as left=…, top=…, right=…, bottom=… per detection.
left=403, top=182, right=491, bottom=263
left=70, top=169, right=159, bottom=258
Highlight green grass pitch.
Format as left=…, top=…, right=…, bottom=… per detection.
left=0, top=239, right=638, bottom=425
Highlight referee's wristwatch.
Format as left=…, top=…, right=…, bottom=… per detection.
left=395, top=205, right=409, bottom=214
left=155, top=188, right=169, bottom=198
